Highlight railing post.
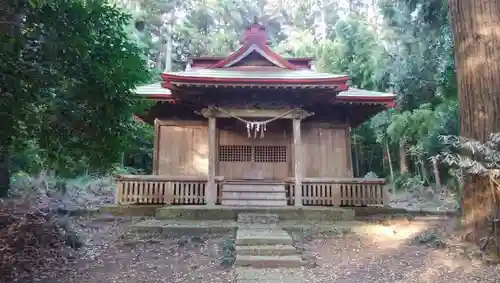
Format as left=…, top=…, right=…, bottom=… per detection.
left=152, top=118, right=160, bottom=175
left=293, top=118, right=303, bottom=207
left=382, top=183, right=391, bottom=207
left=164, top=182, right=173, bottom=205
left=115, top=177, right=122, bottom=204
left=206, top=116, right=217, bottom=206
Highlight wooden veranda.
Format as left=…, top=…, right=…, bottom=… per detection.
left=117, top=21, right=394, bottom=208
left=115, top=175, right=389, bottom=207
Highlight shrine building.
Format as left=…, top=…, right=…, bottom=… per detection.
left=115, top=22, right=396, bottom=208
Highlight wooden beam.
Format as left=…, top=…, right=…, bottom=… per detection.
left=285, top=177, right=386, bottom=184
left=293, top=118, right=303, bottom=207
left=206, top=116, right=217, bottom=206
left=345, top=127, right=353, bottom=177
left=301, top=121, right=350, bottom=129
left=200, top=107, right=314, bottom=120
left=152, top=119, right=161, bottom=174
left=116, top=175, right=225, bottom=182
left=156, top=119, right=207, bottom=127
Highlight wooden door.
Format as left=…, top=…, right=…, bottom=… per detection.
left=217, top=121, right=291, bottom=180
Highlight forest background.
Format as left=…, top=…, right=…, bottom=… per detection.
left=3, top=0, right=457, bottom=199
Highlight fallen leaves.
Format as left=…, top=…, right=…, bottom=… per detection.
left=0, top=200, right=76, bottom=282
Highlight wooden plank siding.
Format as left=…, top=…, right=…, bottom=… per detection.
left=154, top=120, right=209, bottom=176
left=301, top=122, right=353, bottom=178
left=218, top=119, right=291, bottom=180
left=153, top=119, right=353, bottom=180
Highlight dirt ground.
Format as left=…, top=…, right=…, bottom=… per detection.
left=42, top=215, right=500, bottom=283
left=57, top=216, right=235, bottom=283
left=294, top=217, right=500, bottom=283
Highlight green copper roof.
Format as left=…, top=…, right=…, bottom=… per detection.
left=133, top=83, right=394, bottom=100
left=338, top=88, right=394, bottom=97
left=133, top=82, right=171, bottom=95
left=164, top=69, right=347, bottom=80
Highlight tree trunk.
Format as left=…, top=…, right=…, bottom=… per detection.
left=449, top=0, right=500, bottom=244
left=419, top=156, right=428, bottom=184
left=0, top=0, right=24, bottom=197
left=164, top=21, right=173, bottom=72
left=0, top=148, right=9, bottom=197
left=432, top=156, right=442, bottom=190
left=386, top=140, right=395, bottom=192
left=352, top=134, right=360, bottom=177
left=399, top=143, right=408, bottom=173
left=155, top=49, right=163, bottom=70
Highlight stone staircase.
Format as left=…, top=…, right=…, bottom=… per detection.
left=221, top=182, right=287, bottom=206
left=234, top=213, right=301, bottom=269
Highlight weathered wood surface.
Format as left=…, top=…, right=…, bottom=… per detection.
left=301, top=122, right=352, bottom=178
left=115, top=175, right=389, bottom=207
left=218, top=120, right=291, bottom=180
left=116, top=175, right=224, bottom=181
left=152, top=119, right=161, bottom=174
left=152, top=119, right=353, bottom=182
left=206, top=116, right=217, bottom=206
left=286, top=179, right=389, bottom=206
left=155, top=121, right=209, bottom=176
left=221, top=183, right=288, bottom=206
left=286, top=177, right=386, bottom=184
left=115, top=175, right=225, bottom=205
left=292, top=118, right=302, bottom=206
left=200, top=107, right=313, bottom=119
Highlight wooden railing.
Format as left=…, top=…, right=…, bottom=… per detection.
left=115, top=175, right=389, bottom=207
left=286, top=178, right=389, bottom=206
left=115, top=175, right=223, bottom=205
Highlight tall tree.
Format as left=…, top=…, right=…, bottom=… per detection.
left=0, top=0, right=26, bottom=196
left=0, top=0, right=149, bottom=196
left=448, top=1, right=500, bottom=241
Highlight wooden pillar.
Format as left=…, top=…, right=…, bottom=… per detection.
left=206, top=116, right=217, bottom=206
left=293, top=118, right=303, bottom=207
left=152, top=118, right=161, bottom=175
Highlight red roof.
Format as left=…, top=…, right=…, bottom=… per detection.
left=133, top=83, right=395, bottom=108
left=153, top=21, right=396, bottom=111
left=161, top=22, right=349, bottom=90
left=188, top=56, right=313, bottom=70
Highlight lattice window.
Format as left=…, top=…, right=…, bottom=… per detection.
left=254, top=145, right=287, bottom=163
left=219, top=145, right=252, bottom=162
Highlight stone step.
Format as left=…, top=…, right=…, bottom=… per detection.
left=234, top=255, right=302, bottom=268
left=154, top=206, right=355, bottom=221
left=237, top=213, right=279, bottom=224
left=223, top=184, right=286, bottom=193
left=236, top=267, right=305, bottom=282
left=236, top=245, right=297, bottom=256
left=223, top=189, right=286, bottom=193
left=236, top=228, right=293, bottom=246
left=222, top=192, right=287, bottom=200
left=129, top=219, right=360, bottom=235
left=222, top=199, right=287, bottom=206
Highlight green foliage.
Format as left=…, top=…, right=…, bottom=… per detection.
left=392, top=171, right=425, bottom=192
left=364, top=171, right=379, bottom=178
left=439, top=133, right=500, bottom=180
left=1, top=0, right=150, bottom=187
left=123, top=120, right=154, bottom=174
left=110, top=0, right=459, bottom=191
left=3, top=0, right=460, bottom=191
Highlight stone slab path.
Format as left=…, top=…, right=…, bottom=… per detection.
left=234, top=213, right=303, bottom=282
left=58, top=215, right=500, bottom=283
left=236, top=267, right=305, bottom=283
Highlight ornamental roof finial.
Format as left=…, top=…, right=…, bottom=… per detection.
left=244, top=17, right=267, bottom=45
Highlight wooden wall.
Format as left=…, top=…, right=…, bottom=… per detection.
left=301, top=122, right=353, bottom=178
left=218, top=119, right=291, bottom=180
left=154, top=120, right=209, bottom=176
left=154, top=119, right=353, bottom=179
